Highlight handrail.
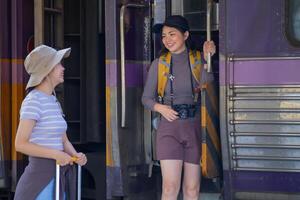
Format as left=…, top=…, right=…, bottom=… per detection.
left=228, top=56, right=300, bottom=61
left=120, top=3, right=148, bottom=128
left=229, top=96, right=300, bottom=101
left=230, top=131, right=300, bottom=137
left=233, top=155, right=300, bottom=161
left=231, top=144, right=300, bottom=149
left=230, top=120, right=300, bottom=125
left=234, top=167, right=300, bottom=173
left=230, top=108, right=300, bottom=113
left=206, top=0, right=212, bottom=72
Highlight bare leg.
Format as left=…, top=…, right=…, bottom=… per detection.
left=160, top=160, right=183, bottom=200
left=182, top=162, right=201, bottom=200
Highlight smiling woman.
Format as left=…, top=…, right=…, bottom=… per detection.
left=142, top=15, right=215, bottom=200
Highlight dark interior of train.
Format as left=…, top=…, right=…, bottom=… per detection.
left=43, top=0, right=106, bottom=199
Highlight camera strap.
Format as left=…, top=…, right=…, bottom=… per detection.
left=169, top=55, right=195, bottom=107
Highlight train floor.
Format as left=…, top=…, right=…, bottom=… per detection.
left=111, top=165, right=222, bottom=200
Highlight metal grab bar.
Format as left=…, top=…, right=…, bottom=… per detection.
left=234, top=167, right=300, bottom=173
left=228, top=56, right=300, bottom=61
left=120, top=3, right=148, bottom=128
left=229, top=96, right=300, bottom=101
left=55, top=164, right=82, bottom=200
left=230, top=132, right=300, bottom=137
left=230, top=120, right=300, bottom=125
left=233, top=155, right=300, bottom=161
left=229, top=108, right=300, bottom=113
left=206, top=0, right=212, bottom=72
left=231, top=144, right=300, bottom=149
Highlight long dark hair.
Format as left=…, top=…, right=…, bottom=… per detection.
left=159, top=26, right=196, bottom=56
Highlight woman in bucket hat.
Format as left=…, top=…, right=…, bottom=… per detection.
left=14, top=45, right=87, bottom=200
left=142, top=15, right=216, bottom=200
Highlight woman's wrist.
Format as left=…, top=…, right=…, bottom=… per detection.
left=154, top=103, right=162, bottom=113
left=52, top=149, right=62, bottom=160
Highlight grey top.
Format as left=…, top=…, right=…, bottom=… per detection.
left=142, top=50, right=212, bottom=111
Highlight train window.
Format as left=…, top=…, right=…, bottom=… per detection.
left=183, top=0, right=206, bottom=31
left=287, top=0, right=300, bottom=45
left=171, top=0, right=218, bottom=31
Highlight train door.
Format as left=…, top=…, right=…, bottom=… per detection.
left=167, top=0, right=222, bottom=198
left=220, top=0, right=300, bottom=199
left=33, top=0, right=106, bottom=199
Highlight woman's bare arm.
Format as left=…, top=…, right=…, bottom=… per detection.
left=15, top=119, right=72, bottom=166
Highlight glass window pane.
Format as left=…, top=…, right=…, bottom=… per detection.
left=288, top=0, right=300, bottom=44
left=183, top=0, right=207, bottom=31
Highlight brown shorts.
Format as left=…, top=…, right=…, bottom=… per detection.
left=156, top=117, right=201, bottom=164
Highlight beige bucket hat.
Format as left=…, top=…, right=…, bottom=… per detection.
left=24, top=44, right=71, bottom=89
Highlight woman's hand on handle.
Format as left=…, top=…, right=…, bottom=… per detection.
left=73, top=152, right=87, bottom=166
left=154, top=103, right=178, bottom=122
left=55, top=151, right=73, bottom=166
left=203, top=40, right=216, bottom=60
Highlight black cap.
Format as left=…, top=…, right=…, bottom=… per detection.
left=152, top=15, right=190, bottom=33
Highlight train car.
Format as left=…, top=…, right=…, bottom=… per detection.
left=1, top=0, right=300, bottom=199
left=106, top=0, right=300, bottom=200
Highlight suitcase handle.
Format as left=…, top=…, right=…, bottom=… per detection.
left=55, top=157, right=82, bottom=200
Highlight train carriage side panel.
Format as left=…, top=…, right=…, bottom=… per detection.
left=11, top=0, right=34, bottom=190
left=220, top=0, right=300, bottom=199
left=0, top=0, right=13, bottom=189
left=0, top=0, right=34, bottom=191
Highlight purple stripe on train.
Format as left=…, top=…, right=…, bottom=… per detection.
left=223, top=170, right=300, bottom=193
left=219, top=59, right=300, bottom=85
left=106, top=61, right=146, bottom=87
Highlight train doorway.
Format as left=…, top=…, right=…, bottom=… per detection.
left=106, top=0, right=222, bottom=199
left=151, top=0, right=222, bottom=198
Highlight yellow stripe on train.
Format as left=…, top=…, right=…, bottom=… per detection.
left=201, top=81, right=221, bottom=178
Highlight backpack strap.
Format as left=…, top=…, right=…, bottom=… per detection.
left=157, top=52, right=171, bottom=99
left=157, top=50, right=202, bottom=99
left=189, top=50, right=202, bottom=84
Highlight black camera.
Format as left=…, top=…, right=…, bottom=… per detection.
left=172, top=104, right=196, bottom=119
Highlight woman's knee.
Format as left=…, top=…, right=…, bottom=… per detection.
left=162, top=181, right=180, bottom=196
left=183, top=184, right=200, bottom=198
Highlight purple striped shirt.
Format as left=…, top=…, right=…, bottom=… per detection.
left=19, top=89, right=67, bottom=150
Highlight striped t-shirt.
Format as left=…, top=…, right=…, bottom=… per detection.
left=19, top=89, right=67, bottom=150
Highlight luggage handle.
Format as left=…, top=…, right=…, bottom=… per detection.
left=55, top=157, right=82, bottom=200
